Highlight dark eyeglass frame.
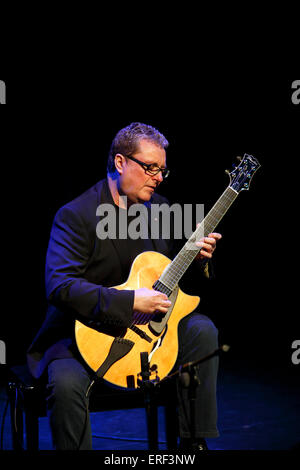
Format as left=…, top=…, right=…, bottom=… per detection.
left=126, top=154, right=170, bottom=178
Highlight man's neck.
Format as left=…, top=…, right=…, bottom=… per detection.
left=107, top=173, right=131, bottom=209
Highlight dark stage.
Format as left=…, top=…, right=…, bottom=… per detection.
left=0, top=77, right=299, bottom=453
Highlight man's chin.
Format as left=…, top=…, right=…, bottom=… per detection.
left=137, top=187, right=155, bottom=203
left=127, top=188, right=155, bottom=205
left=137, top=195, right=152, bottom=204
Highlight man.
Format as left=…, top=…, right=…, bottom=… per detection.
left=27, top=122, right=222, bottom=450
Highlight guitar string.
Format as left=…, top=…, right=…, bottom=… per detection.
left=126, top=281, right=171, bottom=342
left=162, top=189, right=238, bottom=288
left=130, top=282, right=170, bottom=329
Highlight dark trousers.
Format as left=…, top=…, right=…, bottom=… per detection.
left=46, top=312, right=219, bottom=450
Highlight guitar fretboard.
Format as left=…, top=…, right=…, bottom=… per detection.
left=159, top=186, right=238, bottom=291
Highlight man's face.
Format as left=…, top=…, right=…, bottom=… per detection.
left=118, top=139, right=167, bottom=204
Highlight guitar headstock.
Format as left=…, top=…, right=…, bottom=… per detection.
left=228, top=154, right=261, bottom=192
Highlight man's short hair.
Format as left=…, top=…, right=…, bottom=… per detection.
left=107, top=122, right=169, bottom=173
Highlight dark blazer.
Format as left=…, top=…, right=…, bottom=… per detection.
left=27, top=178, right=172, bottom=379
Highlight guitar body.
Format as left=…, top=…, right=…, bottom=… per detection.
left=75, top=251, right=200, bottom=389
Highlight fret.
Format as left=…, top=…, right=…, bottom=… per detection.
left=160, top=186, right=238, bottom=289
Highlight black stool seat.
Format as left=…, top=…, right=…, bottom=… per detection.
left=7, top=364, right=178, bottom=450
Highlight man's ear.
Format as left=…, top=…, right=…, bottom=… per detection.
left=114, top=154, right=126, bottom=175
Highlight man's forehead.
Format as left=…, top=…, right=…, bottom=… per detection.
left=136, top=139, right=166, bottom=161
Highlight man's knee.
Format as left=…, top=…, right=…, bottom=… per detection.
left=197, top=315, right=218, bottom=348
left=47, top=359, right=89, bottom=407
left=179, top=312, right=218, bottom=353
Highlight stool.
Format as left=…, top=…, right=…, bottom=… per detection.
left=7, top=364, right=178, bottom=450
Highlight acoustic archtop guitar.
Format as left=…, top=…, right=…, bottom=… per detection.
left=75, top=154, right=260, bottom=389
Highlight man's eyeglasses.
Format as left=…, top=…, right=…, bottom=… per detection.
left=126, top=154, right=170, bottom=178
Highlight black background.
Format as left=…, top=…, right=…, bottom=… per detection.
left=0, top=76, right=299, bottom=375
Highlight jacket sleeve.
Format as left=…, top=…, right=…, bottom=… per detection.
left=45, top=204, right=134, bottom=328
left=193, top=258, right=214, bottom=279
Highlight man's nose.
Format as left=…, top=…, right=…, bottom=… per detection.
left=153, top=171, right=164, bottom=183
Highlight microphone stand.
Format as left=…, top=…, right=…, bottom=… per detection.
left=137, top=351, right=160, bottom=451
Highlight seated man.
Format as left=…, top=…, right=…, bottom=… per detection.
left=27, top=122, right=221, bottom=450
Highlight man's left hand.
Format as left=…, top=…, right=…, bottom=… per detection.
left=195, top=232, right=222, bottom=260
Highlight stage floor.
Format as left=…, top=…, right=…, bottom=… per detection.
left=1, top=357, right=299, bottom=451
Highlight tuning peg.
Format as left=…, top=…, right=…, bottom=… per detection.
left=236, top=156, right=242, bottom=161
left=225, top=169, right=230, bottom=176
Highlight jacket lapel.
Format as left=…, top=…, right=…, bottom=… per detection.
left=97, top=179, right=129, bottom=278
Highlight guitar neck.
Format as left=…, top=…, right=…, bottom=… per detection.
left=159, top=186, right=239, bottom=291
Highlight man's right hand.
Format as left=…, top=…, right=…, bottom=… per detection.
left=133, top=288, right=171, bottom=321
